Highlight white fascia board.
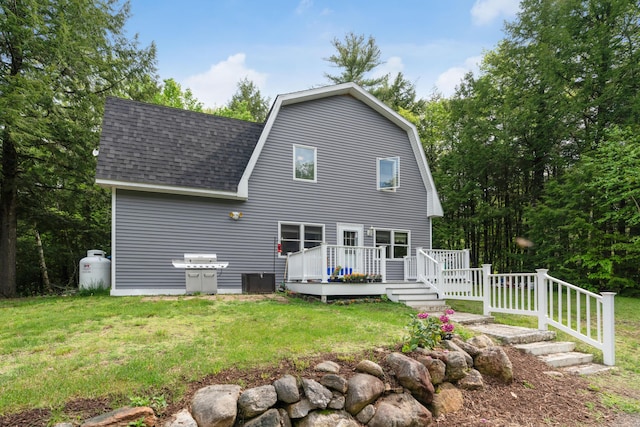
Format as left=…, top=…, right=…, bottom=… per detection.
left=238, top=82, right=443, bottom=216
left=96, top=179, right=246, bottom=201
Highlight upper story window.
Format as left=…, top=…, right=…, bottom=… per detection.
left=374, top=229, right=410, bottom=259
left=279, top=222, right=324, bottom=255
left=377, top=157, right=399, bottom=191
left=293, top=144, right=317, bottom=182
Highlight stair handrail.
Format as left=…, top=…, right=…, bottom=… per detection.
left=416, top=248, right=443, bottom=297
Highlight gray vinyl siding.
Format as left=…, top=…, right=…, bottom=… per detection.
left=113, top=95, right=434, bottom=291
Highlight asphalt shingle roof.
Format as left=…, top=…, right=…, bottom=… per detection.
left=96, top=97, right=264, bottom=193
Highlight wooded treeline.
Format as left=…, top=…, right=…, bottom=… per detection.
left=1, top=0, right=638, bottom=297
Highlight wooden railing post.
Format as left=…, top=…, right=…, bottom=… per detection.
left=482, top=264, right=492, bottom=315
left=321, top=244, right=328, bottom=283
left=601, top=292, right=616, bottom=366
left=380, top=246, right=387, bottom=283
left=536, top=269, right=549, bottom=330
left=436, top=262, right=444, bottom=297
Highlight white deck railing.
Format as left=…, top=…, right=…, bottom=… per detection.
left=412, top=251, right=615, bottom=365
left=287, top=244, right=386, bottom=283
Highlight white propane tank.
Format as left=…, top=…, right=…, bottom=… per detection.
left=79, top=249, right=111, bottom=290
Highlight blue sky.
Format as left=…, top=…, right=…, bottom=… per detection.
left=125, top=0, right=521, bottom=108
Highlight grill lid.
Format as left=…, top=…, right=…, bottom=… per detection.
left=172, top=253, right=229, bottom=269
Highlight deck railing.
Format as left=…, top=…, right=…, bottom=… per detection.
left=287, top=244, right=386, bottom=283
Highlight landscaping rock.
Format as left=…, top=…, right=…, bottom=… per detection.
left=163, top=408, right=197, bottom=427
left=386, top=352, right=435, bottom=405
left=277, top=409, right=292, bottom=427
left=286, top=398, right=314, bottom=419
left=458, top=368, right=485, bottom=390
left=191, top=384, right=241, bottom=427
left=273, top=374, right=299, bottom=404
left=302, top=378, right=332, bottom=409
left=356, top=404, right=376, bottom=424
left=467, top=334, right=495, bottom=349
left=355, top=359, right=385, bottom=378
left=429, top=382, right=463, bottom=417
left=238, top=385, right=278, bottom=418
left=444, top=351, right=468, bottom=382
left=328, top=393, right=345, bottom=410
left=417, top=356, right=446, bottom=385
left=452, top=336, right=482, bottom=357
left=81, top=406, right=156, bottom=427
left=344, top=373, right=385, bottom=415
left=243, top=408, right=283, bottom=427
left=368, top=392, right=433, bottom=427
left=441, top=340, right=473, bottom=367
left=315, top=360, right=340, bottom=373
left=474, top=346, right=514, bottom=383
left=320, top=373, right=348, bottom=393
left=297, top=410, right=359, bottom=427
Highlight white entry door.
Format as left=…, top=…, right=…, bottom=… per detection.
left=337, top=224, right=363, bottom=274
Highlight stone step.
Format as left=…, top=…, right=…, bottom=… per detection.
left=539, top=351, right=594, bottom=368
left=467, top=324, right=557, bottom=345
left=562, top=363, right=616, bottom=375
left=448, top=312, right=495, bottom=325
left=403, top=301, right=449, bottom=311
left=513, top=341, right=576, bottom=356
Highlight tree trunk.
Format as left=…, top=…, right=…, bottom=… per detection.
left=34, top=228, right=51, bottom=293
left=0, top=131, right=18, bottom=298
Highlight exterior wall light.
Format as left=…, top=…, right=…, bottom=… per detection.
left=229, top=211, right=243, bottom=221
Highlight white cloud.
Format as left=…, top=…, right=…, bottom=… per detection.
left=435, top=56, right=483, bottom=97
left=471, top=0, right=520, bottom=26
left=183, top=53, right=268, bottom=108
left=295, top=0, right=313, bottom=14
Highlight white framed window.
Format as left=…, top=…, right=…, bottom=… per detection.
left=374, top=229, right=410, bottom=259
left=293, top=144, right=317, bottom=182
left=377, top=156, right=400, bottom=191
left=278, top=222, right=324, bottom=256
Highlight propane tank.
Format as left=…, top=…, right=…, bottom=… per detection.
left=79, top=250, right=111, bottom=290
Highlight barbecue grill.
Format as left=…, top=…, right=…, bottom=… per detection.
left=171, top=253, right=229, bottom=294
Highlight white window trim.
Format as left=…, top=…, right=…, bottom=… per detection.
left=376, top=156, right=400, bottom=192
left=373, top=228, right=411, bottom=260
left=293, top=144, right=317, bottom=183
left=278, top=221, right=325, bottom=258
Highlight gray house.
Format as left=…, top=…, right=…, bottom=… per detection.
left=96, top=82, right=443, bottom=295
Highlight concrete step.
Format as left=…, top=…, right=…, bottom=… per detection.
left=448, top=312, right=495, bottom=325
left=562, top=363, right=616, bottom=375
left=403, top=301, right=449, bottom=311
left=513, top=341, right=576, bottom=356
left=467, top=323, right=557, bottom=344
left=539, top=351, right=594, bottom=368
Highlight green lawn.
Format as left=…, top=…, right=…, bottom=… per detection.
left=0, top=294, right=415, bottom=415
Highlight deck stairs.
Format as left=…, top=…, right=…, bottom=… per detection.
left=384, top=282, right=448, bottom=312
left=443, top=312, right=615, bottom=375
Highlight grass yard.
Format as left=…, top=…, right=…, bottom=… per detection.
left=0, top=294, right=416, bottom=416
left=449, top=296, right=640, bottom=414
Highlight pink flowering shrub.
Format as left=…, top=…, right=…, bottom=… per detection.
left=402, top=309, right=456, bottom=352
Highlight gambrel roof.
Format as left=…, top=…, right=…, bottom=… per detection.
left=96, top=83, right=443, bottom=216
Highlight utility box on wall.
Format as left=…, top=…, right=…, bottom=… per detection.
left=241, top=273, right=275, bottom=294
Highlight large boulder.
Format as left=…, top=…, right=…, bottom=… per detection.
left=458, top=368, right=485, bottom=390
left=355, top=360, right=385, bottom=378
left=444, top=351, right=468, bottom=382
left=467, top=334, right=495, bottom=349
left=386, top=352, right=435, bottom=405
left=273, top=374, right=300, bottom=403
left=191, top=384, right=241, bottom=427
left=243, top=408, right=288, bottom=427
left=429, top=382, right=463, bottom=417
left=368, top=393, right=433, bottom=427
left=297, top=410, right=359, bottom=427
left=238, top=385, right=278, bottom=418
left=315, top=361, right=341, bottom=374
left=320, top=373, right=348, bottom=394
left=286, top=398, right=315, bottom=419
left=452, top=336, right=482, bottom=357
left=417, top=356, right=446, bottom=386
left=474, top=346, right=513, bottom=383
left=441, top=340, right=473, bottom=367
left=162, top=408, right=197, bottom=427
left=344, top=373, right=385, bottom=415
left=302, top=378, right=333, bottom=409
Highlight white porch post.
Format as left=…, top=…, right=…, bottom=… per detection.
left=416, top=247, right=423, bottom=283
left=321, top=244, right=329, bottom=283
left=482, top=264, right=492, bottom=316
left=536, top=269, right=549, bottom=330
left=601, top=292, right=616, bottom=366
left=380, top=246, right=387, bottom=283
left=301, top=249, right=307, bottom=283
left=436, top=262, right=444, bottom=296
left=463, top=249, right=470, bottom=269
